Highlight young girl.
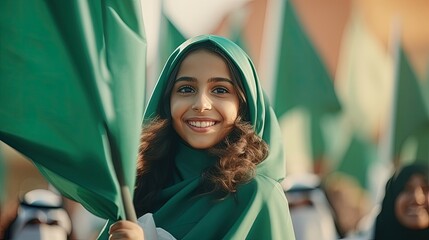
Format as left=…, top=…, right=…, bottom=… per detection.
left=108, top=35, right=295, bottom=239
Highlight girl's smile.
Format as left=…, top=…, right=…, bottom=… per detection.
left=186, top=118, right=217, bottom=131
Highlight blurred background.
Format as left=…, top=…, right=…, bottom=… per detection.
left=1, top=0, right=428, bottom=239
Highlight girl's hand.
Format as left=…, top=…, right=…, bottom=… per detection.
left=109, top=220, right=144, bottom=240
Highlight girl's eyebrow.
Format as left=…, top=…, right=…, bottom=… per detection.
left=175, top=76, right=233, bottom=84
left=175, top=76, right=196, bottom=83
left=208, top=77, right=234, bottom=85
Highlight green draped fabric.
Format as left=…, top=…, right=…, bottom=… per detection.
left=0, top=0, right=146, bottom=221
left=142, top=35, right=295, bottom=239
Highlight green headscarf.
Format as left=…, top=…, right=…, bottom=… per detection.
left=142, top=35, right=295, bottom=239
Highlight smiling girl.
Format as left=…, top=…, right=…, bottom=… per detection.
left=108, top=35, right=295, bottom=240
left=374, top=163, right=429, bottom=240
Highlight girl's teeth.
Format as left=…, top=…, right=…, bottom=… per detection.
left=189, top=121, right=215, bottom=127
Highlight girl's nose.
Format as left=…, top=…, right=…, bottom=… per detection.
left=413, top=187, right=427, bottom=205
left=192, top=93, right=212, bottom=112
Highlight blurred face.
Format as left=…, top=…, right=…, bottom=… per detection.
left=395, top=174, right=429, bottom=229
left=170, top=49, right=240, bottom=149
left=10, top=207, right=71, bottom=240
left=13, top=225, right=68, bottom=240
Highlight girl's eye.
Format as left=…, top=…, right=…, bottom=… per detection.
left=177, top=85, right=195, bottom=94
left=212, top=87, right=229, bottom=94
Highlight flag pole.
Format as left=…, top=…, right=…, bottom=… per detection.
left=105, top=125, right=138, bottom=223
left=105, top=0, right=144, bottom=223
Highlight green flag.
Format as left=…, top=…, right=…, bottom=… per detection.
left=337, top=133, right=378, bottom=189
left=413, top=68, right=429, bottom=161
left=0, top=0, right=146, bottom=221
left=272, top=1, right=340, bottom=163
left=273, top=1, right=340, bottom=116
left=414, top=128, right=429, bottom=162
left=376, top=21, right=429, bottom=167
left=392, top=48, right=429, bottom=158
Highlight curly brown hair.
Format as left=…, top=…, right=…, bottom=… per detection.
left=133, top=42, right=268, bottom=215
left=204, top=117, right=268, bottom=194
left=134, top=116, right=268, bottom=215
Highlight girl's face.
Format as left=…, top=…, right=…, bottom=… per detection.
left=395, top=174, right=429, bottom=229
left=170, top=49, right=240, bottom=149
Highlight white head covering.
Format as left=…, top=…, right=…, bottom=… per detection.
left=9, top=189, right=72, bottom=240
left=283, top=173, right=339, bottom=240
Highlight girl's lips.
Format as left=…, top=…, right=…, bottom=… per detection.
left=405, top=206, right=428, bottom=216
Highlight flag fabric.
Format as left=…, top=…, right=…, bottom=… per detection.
left=422, top=67, right=429, bottom=114
left=380, top=30, right=429, bottom=166
left=273, top=1, right=340, bottom=117
left=336, top=133, right=378, bottom=189
left=392, top=47, right=429, bottom=159
left=414, top=70, right=429, bottom=161
left=389, top=49, right=429, bottom=165
left=0, top=0, right=146, bottom=221
left=414, top=129, right=429, bottom=162
left=271, top=1, right=340, bottom=166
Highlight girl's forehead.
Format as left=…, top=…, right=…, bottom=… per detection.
left=176, top=50, right=231, bottom=77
